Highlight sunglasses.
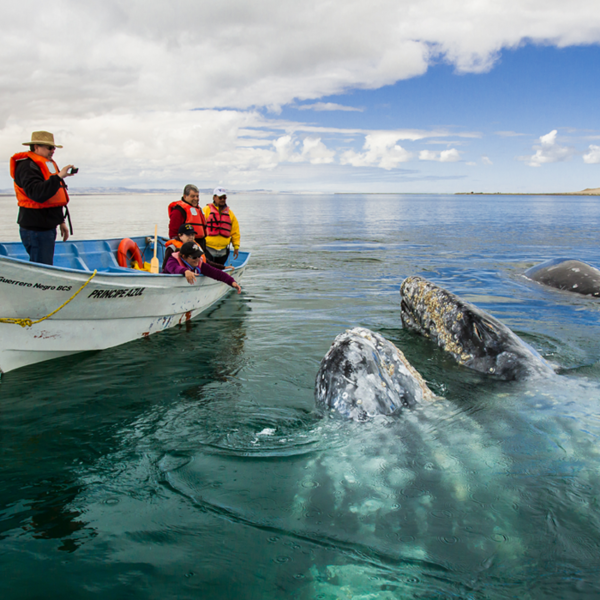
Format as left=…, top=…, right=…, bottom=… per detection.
left=45, top=146, right=56, bottom=151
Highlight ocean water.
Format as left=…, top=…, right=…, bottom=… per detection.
left=1, top=192, right=600, bottom=599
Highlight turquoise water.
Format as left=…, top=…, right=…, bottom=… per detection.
left=1, top=193, right=600, bottom=599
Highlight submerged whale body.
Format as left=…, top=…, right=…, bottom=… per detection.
left=400, top=276, right=553, bottom=381
left=524, top=258, right=600, bottom=297
left=315, top=327, right=433, bottom=420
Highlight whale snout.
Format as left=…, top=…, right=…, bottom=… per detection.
left=315, top=327, right=433, bottom=421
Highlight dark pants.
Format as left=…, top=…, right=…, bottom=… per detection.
left=205, top=247, right=230, bottom=266
left=20, top=227, right=57, bottom=265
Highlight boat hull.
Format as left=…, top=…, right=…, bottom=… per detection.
left=0, top=246, right=249, bottom=374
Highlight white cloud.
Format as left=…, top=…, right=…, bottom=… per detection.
left=583, top=144, right=600, bottom=164
left=0, top=111, right=345, bottom=188
left=495, top=131, right=526, bottom=137
left=523, top=129, right=574, bottom=167
left=3, top=0, right=600, bottom=124
left=3, top=1, right=600, bottom=189
left=341, top=133, right=413, bottom=169
left=273, top=134, right=335, bottom=164
left=297, top=103, right=363, bottom=112
left=419, top=148, right=461, bottom=162
left=482, top=155, right=493, bottom=165
left=300, top=137, right=336, bottom=164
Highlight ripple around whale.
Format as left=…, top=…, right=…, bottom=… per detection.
left=153, top=375, right=600, bottom=597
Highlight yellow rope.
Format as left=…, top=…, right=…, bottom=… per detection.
left=0, top=270, right=97, bottom=328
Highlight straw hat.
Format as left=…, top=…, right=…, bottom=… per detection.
left=22, top=131, right=63, bottom=148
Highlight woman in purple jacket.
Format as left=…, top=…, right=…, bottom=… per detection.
left=163, top=241, right=241, bottom=293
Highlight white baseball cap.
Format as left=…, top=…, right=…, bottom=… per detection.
left=213, top=187, right=227, bottom=197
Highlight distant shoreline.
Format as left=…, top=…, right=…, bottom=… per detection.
left=455, top=192, right=600, bottom=196
left=1, top=189, right=598, bottom=197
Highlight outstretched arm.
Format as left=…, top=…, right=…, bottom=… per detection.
left=200, top=261, right=241, bottom=292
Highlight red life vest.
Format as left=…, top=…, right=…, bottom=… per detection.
left=168, top=200, right=207, bottom=238
left=205, top=204, right=232, bottom=238
left=10, top=151, right=69, bottom=209
left=172, top=251, right=206, bottom=272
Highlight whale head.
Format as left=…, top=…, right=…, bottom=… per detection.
left=400, top=276, right=553, bottom=381
left=315, top=327, right=434, bottom=421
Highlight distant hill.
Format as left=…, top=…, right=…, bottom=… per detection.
left=570, top=187, right=600, bottom=195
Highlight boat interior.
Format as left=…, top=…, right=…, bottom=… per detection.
left=0, top=236, right=165, bottom=273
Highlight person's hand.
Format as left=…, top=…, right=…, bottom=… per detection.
left=232, top=282, right=241, bottom=294
left=59, top=222, right=69, bottom=242
left=184, top=270, right=196, bottom=284
left=233, top=248, right=239, bottom=259
left=59, top=165, right=75, bottom=179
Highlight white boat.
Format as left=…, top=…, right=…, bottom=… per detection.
left=0, top=235, right=250, bottom=374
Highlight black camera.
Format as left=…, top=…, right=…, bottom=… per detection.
left=69, top=167, right=79, bottom=175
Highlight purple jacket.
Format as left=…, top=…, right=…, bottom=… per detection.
left=163, top=254, right=236, bottom=286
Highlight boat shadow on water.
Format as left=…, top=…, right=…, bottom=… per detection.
left=0, top=293, right=252, bottom=561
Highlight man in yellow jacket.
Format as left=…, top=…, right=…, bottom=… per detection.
left=202, top=187, right=241, bottom=265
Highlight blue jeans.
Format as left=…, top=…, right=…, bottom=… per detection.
left=20, top=227, right=57, bottom=265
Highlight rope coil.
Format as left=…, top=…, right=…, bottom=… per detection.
left=0, top=270, right=97, bottom=328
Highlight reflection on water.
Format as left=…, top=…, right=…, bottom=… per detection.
left=1, top=193, right=600, bottom=599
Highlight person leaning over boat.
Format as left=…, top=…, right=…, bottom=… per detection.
left=163, top=223, right=227, bottom=272
left=168, top=184, right=208, bottom=253
left=162, top=223, right=197, bottom=271
left=163, top=241, right=241, bottom=293
left=10, top=131, right=76, bottom=265
left=202, top=187, right=240, bottom=266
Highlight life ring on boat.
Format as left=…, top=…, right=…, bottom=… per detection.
left=117, top=238, right=144, bottom=269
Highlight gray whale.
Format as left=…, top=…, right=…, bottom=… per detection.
left=400, top=276, right=553, bottom=381
left=524, top=258, right=600, bottom=297
left=315, top=327, right=433, bottom=420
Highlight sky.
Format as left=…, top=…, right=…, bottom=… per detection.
left=1, top=0, right=600, bottom=194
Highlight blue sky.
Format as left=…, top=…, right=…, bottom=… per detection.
left=1, top=1, right=600, bottom=193
left=266, top=45, right=600, bottom=193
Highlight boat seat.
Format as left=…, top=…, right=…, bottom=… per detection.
left=0, top=243, right=29, bottom=261
left=80, top=241, right=122, bottom=271
left=51, top=243, right=88, bottom=270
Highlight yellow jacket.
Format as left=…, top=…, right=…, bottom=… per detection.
left=202, top=203, right=240, bottom=251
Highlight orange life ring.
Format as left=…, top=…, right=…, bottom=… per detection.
left=117, top=238, right=144, bottom=269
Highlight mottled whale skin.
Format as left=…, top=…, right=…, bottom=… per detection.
left=524, top=258, right=600, bottom=297
left=400, top=276, right=553, bottom=381
left=315, top=327, right=433, bottom=420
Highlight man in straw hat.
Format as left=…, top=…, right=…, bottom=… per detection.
left=9, top=131, right=76, bottom=265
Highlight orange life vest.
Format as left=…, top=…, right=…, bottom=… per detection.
left=165, top=239, right=183, bottom=249
left=168, top=200, right=207, bottom=238
left=10, top=151, right=69, bottom=209
left=172, top=251, right=206, bottom=271
left=205, top=204, right=232, bottom=238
